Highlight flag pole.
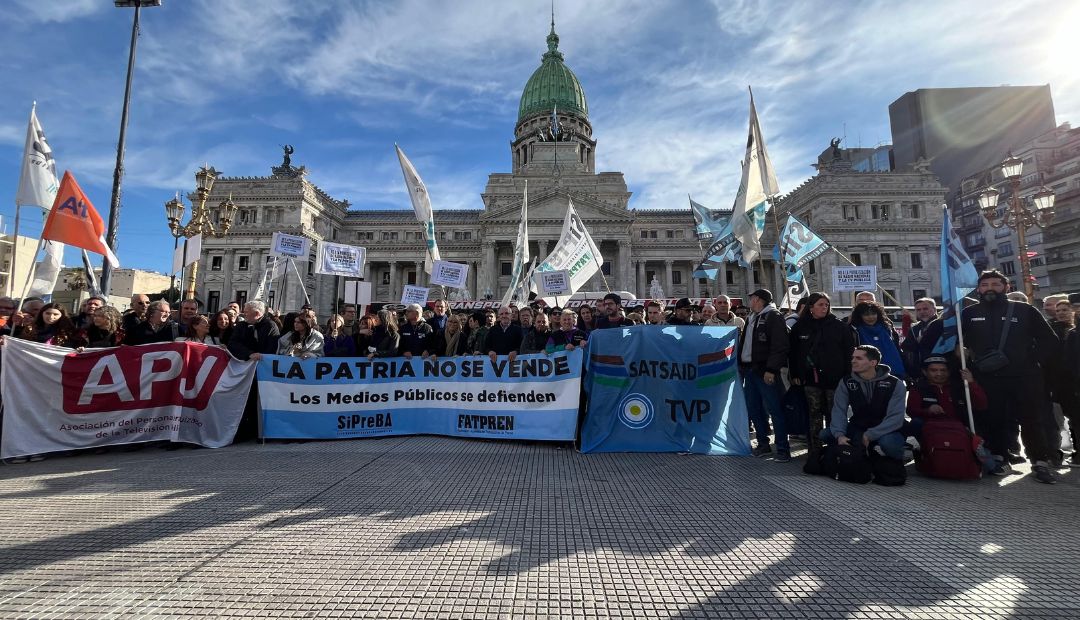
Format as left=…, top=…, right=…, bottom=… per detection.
left=288, top=257, right=311, bottom=306
left=8, top=205, right=22, bottom=299
left=952, top=296, right=977, bottom=431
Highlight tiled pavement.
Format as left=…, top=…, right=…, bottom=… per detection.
left=0, top=437, right=1077, bottom=619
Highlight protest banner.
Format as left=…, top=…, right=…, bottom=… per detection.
left=0, top=339, right=256, bottom=459
left=400, top=285, right=430, bottom=305
left=429, top=260, right=469, bottom=288
left=580, top=326, right=751, bottom=455
left=271, top=231, right=311, bottom=258
left=256, top=349, right=583, bottom=441
left=344, top=280, right=372, bottom=306
left=315, top=241, right=365, bottom=277
left=832, top=265, right=877, bottom=292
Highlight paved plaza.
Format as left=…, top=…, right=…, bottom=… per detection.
left=0, top=437, right=1077, bottom=619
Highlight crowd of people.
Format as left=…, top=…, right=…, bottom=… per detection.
left=0, top=269, right=1077, bottom=484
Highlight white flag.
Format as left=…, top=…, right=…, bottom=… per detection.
left=533, top=198, right=603, bottom=306
left=395, top=144, right=442, bottom=274
left=253, top=256, right=286, bottom=302
left=500, top=181, right=530, bottom=306
left=730, top=90, right=779, bottom=264
left=17, top=104, right=65, bottom=297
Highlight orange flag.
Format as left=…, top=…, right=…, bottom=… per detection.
left=41, top=171, right=119, bottom=268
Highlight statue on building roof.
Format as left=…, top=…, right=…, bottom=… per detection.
left=830, top=137, right=842, bottom=160
left=282, top=144, right=294, bottom=168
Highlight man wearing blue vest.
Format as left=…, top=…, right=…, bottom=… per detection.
left=825, top=345, right=907, bottom=461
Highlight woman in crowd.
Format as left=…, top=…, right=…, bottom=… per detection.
left=548, top=309, right=588, bottom=353
left=352, top=313, right=380, bottom=356
left=84, top=305, right=124, bottom=348
left=577, top=305, right=596, bottom=333
left=850, top=300, right=906, bottom=380
left=788, top=292, right=855, bottom=465
left=519, top=309, right=552, bottom=354
left=18, top=303, right=84, bottom=348
left=323, top=313, right=356, bottom=357
left=369, top=309, right=400, bottom=359
left=441, top=314, right=464, bottom=357
left=179, top=315, right=220, bottom=345
left=278, top=314, right=324, bottom=359
left=209, top=310, right=234, bottom=346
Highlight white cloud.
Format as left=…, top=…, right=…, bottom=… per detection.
left=10, top=0, right=101, bottom=24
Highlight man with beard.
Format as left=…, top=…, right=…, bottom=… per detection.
left=961, top=270, right=1059, bottom=483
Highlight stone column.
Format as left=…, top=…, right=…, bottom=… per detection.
left=483, top=241, right=497, bottom=299
left=636, top=260, right=645, bottom=297
left=414, top=260, right=424, bottom=289
left=744, top=265, right=754, bottom=297
left=719, top=267, right=729, bottom=296
left=664, top=260, right=673, bottom=295
left=617, top=239, right=631, bottom=292
left=222, top=249, right=235, bottom=306
left=691, top=263, right=700, bottom=298
left=388, top=260, right=398, bottom=302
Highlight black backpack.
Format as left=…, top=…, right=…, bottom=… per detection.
left=833, top=444, right=872, bottom=484
left=870, top=449, right=907, bottom=486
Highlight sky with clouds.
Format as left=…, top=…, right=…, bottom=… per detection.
left=1, top=0, right=1078, bottom=277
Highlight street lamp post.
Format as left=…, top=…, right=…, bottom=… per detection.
left=165, top=166, right=238, bottom=301
left=100, top=0, right=163, bottom=297
left=978, top=154, right=1055, bottom=302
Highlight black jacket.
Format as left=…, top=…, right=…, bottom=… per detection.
left=398, top=320, right=434, bottom=356
left=123, top=320, right=180, bottom=346
left=788, top=313, right=854, bottom=388
left=900, top=317, right=943, bottom=375
left=484, top=322, right=523, bottom=355
left=738, top=306, right=789, bottom=375
left=227, top=317, right=281, bottom=361
left=961, top=298, right=1058, bottom=377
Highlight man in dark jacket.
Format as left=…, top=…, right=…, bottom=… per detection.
left=485, top=305, right=523, bottom=362
left=398, top=303, right=434, bottom=359
left=738, top=289, right=791, bottom=462
left=667, top=298, right=695, bottom=326
left=825, top=345, right=907, bottom=461
left=961, top=270, right=1059, bottom=483
left=227, top=300, right=281, bottom=361
left=594, top=293, right=630, bottom=329
left=123, top=300, right=180, bottom=345
left=901, top=297, right=940, bottom=375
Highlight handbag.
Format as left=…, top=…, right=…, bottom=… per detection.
left=971, top=302, right=1014, bottom=373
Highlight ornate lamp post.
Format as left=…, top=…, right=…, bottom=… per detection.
left=978, top=154, right=1055, bottom=301
left=165, top=166, right=238, bottom=300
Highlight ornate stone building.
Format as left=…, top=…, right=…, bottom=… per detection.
left=193, top=23, right=944, bottom=312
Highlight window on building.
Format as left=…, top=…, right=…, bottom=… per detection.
left=207, top=291, right=220, bottom=313
left=267, top=290, right=275, bottom=308
left=382, top=231, right=398, bottom=241
left=871, top=204, right=890, bottom=220
left=998, top=242, right=1013, bottom=257
left=238, top=256, right=250, bottom=271
left=407, top=270, right=417, bottom=285
left=640, top=230, right=648, bottom=239
left=211, top=256, right=222, bottom=271
left=671, top=270, right=682, bottom=285
left=601, top=261, right=612, bottom=276
left=808, top=260, right=816, bottom=275
left=753, top=269, right=760, bottom=284
left=405, top=231, right=414, bottom=241
left=842, top=204, right=860, bottom=220
left=1001, top=261, right=1015, bottom=276
left=726, top=269, right=735, bottom=285
left=235, top=290, right=247, bottom=306
left=666, top=230, right=675, bottom=239
left=966, top=233, right=984, bottom=246
left=884, top=290, right=898, bottom=305
left=908, top=204, right=921, bottom=219
left=675, top=230, right=684, bottom=239
left=501, top=262, right=512, bottom=276
left=880, top=253, right=892, bottom=269
left=850, top=253, right=862, bottom=266
left=381, top=271, right=390, bottom=285
left=910, top=252, right=923, bottom=269
left=646, top=270, right=656, bottom=283
left=649, top=230, right=658, bottom=239
left=454, top=231, right=472, bottom=241
left=912, top=289, right=927, bottom=303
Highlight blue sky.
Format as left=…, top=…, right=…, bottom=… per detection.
left=2, top=0, right=1078, bottom=277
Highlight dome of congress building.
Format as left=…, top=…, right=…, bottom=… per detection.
left=517, top=22, right=588, bottom=124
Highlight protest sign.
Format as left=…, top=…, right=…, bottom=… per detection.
left=256, top=350, right=583, bottom=441
left=344, top=280, right=372, bottom=306
left=429, top=260, right=469, bottom=288
left=315, top=241, right=365, bottom=277
left=400, top=285, right=430, bottom=305
left=537, top=270, right=571, bottom=296
left=0, top=339, right=256, bottom=459
left=271, top=231, right=310, bottom=258
left=171, top=234, right=201, bottom=275
left=580, top=326, right=751, bottom=455
left=832, top=265, right=877, bottom=292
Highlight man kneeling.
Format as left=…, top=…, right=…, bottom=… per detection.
left=821, top=345, right=907, bottom=484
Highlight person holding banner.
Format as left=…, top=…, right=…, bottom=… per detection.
left=277, top=315, right=324, bottom=359
left=398, top=304, right=434, bottom=359
left=645, top=301, right=666, bottom=326
left=124, top=301, right=180, bottom=346
left=228, top=301, right=281, bottom=362
left=547, top=310, right=588, bottom=353
left=962, top=270, right=1059, bottom=483
left=577, top=305, right=596, bottom=333
left=485, top=306, right=523, bottom=361
left=323, top=314, right=356, bottom=358
left=595, top=293, right=630, bottom=329
left=17, top=303, right=84, bottom=348
left=179, top=315, right=220, bottom=346
left=519, top=310, right=552, bottom=354
left=83, top=306, right=124, bottom=348
left=369, top=309, right=401, bottom=359
left=739, top=289, right=791, bottom=462
left=438, top=314, right=464, bottom=357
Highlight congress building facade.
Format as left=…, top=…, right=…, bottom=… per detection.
left=194, top=23, right=944, bottom=313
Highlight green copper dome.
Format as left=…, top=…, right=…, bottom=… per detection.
left=517, top=23, right=588, bottom=122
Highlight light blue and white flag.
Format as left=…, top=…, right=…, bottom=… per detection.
left=777, top=214, right=829, bottom=280
left=729, top=89, right=779, bottom=264
left=933, top=205, right=979, bottom=354
left=501, top=181, right=530, bottom=306
left=395, top=144, right=441, bottom=274
left=689, top=197, right=725, bottom=239
left=17, top=104, right=65, bottom=298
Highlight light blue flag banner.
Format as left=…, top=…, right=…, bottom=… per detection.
left=580, top=326, right=751, bottom=455
left=933, top=206, right=979, bottom=354
left=692, top=202, right=764, bottom=279
left=690, top=197, right=725, bottom=239
left=778, top=215, right=829, bottom=275
left=257, top=350, right=583, bottom=440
